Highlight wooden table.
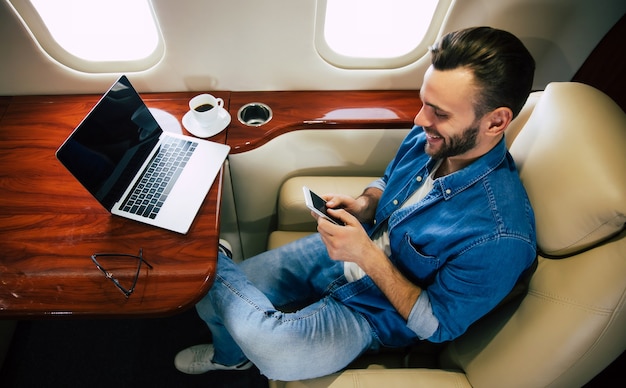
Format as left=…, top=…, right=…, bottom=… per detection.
left=0, top=89, right=421, bottom=318
left=0, top=92, right=230, bottom=318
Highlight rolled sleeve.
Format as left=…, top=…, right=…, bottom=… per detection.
left=367, top=178, right=386, bottom=192
left=407, top=291, right=438, bottom=340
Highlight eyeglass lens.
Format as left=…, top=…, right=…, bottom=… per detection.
left=91, top=249, right=152, bottom=298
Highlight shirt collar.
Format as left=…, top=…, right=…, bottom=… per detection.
left=431, top=137, right=508, bottom=199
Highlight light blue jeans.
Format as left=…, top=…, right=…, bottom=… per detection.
left=195, top=234, right=378, bottom=381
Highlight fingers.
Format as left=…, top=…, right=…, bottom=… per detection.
left=317, top=208, right=357, bottom=229
left=323, top=194, right=353, bottom=209
left=327, top=208, right=352, bottom=225
left=317, top=209, right=372, bottom=264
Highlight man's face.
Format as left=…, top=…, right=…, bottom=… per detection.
left=414, top=66, right=485, bottom=160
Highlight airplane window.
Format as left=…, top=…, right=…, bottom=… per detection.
left=316, top=0, right=451, bottom=69
left=7, top=0, right=164, bottom=73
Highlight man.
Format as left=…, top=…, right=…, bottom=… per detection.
left=175, top=26, right=537, bottom=381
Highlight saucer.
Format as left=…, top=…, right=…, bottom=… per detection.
left=149, top=107, right=182, bottom=134
left=182, top=107, right=231, bottom=138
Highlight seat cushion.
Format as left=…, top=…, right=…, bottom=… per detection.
left=268, top=231, right=314, bottom=250
left=504, top=90, right=542, bottom=148
left=509, top=82, right=626, bottom=256
left=277, top=176, right=379, bottom=231
left=269, top=369, right=471, bottom=388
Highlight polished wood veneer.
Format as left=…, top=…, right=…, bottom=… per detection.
left=0, top=92, right=229, bottom=318
left=227, top=91, right=421, bottom=153
left=0, top=89, right=420, bottom=318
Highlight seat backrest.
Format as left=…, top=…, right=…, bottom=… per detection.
left=440, top=83, right=626, bottom=388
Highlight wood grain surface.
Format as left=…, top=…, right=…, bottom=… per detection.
left=0, top=90, right=420, bottom=318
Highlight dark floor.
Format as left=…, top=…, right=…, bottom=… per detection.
left=585, top=350, right=625, bottom=387
left=0, top=308, right=268, bottom=388
left=0, top=307, right=623, bottom=388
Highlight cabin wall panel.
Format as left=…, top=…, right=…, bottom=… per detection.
left=1, top=0, right=625, bottom=95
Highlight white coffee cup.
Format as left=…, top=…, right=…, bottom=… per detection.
left=189, top=94, right=224, bottom=127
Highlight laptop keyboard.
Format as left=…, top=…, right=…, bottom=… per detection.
left=121, top=137, right=198, bottom=219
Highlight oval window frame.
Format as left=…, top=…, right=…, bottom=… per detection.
left=6, top=0, right=165, bottom=73
left=315, top=0, right=453, bottom=69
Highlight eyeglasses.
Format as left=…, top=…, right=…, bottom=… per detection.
left=91, top=248, right=153, bottom=298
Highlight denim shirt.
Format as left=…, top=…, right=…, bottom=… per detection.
left=333, top=126, right=536, bottom=346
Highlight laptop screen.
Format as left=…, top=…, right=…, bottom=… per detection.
left=56, top=75, right=162, bottom=210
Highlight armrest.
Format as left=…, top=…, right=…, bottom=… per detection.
left=277, top=176, right=379, bottom=231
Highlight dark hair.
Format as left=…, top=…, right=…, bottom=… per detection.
left=429, top=27, right=535, bottom=119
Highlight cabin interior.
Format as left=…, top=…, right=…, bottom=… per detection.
left=1, top=0, right=625, bottom=387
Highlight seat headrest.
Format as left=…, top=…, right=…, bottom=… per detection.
left=505, top=91, right=543, bottom=148
left=509, top=82, right=626, bottom=257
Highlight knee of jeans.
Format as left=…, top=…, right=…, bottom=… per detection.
left=232, top=312, right=369, bottom=381
left=251, top=346, right=348, bottom=381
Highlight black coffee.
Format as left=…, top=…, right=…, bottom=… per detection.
left=194, top=103, right=214, bottom=112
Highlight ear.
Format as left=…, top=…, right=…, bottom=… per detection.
left=483, top=107, right=513, bottom=137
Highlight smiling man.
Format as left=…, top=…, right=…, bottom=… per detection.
left=175, top=27, right=537, bottom=381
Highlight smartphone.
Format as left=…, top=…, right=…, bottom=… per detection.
left=302, top=186, right=343, bottom=225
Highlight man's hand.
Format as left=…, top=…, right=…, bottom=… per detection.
left=322, top=187, right=382, bottom=224
left=315, top=208, right=378, bottom=265
left=315, top=208, right=422, bottom=321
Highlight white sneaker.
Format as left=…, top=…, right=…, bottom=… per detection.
left=218, top=239, right=233, bottom=258
left=174, top=344, right=253, bottom=374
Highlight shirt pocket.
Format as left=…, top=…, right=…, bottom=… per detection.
left=395, top=233, right=441, bottom=284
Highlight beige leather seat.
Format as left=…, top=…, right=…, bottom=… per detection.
left=267, top=82, right=626, bottom=387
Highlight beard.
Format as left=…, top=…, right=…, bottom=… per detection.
left=424, top=123, right=480, bottom=160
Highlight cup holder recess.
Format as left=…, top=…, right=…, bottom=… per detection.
left=237, top=102, right=273, bottom=127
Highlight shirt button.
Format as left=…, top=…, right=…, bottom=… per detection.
left=445, top=189, right=451, bottom=195
left=393, top=199, right=399, bottom=205
left=416, top=176, right=423, bottom=182
left=373, top=219, right=377, bottom=225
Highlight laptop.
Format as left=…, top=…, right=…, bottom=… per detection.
left=56, top=75, right=230, bottom=234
